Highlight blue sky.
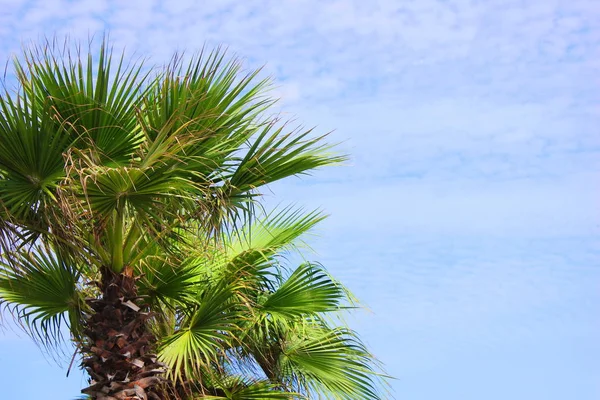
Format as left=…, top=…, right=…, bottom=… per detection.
left=0, top=0, right=599, bottom=399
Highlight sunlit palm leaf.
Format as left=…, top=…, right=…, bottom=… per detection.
left=261, top=263, right=344, bottom=318
left=219, top=208, right=326, bottom=283
left=143, top=49, right=271, bottom=160
left=159, top=283, right=240, bottom=381
left=15, top=37, right=151, bottom=163
left=227, top=207, right=325, bottom=257
left=279, top=326, right=385, bottom=400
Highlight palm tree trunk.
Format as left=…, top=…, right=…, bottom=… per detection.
left=81, top=267, right=167, bottom=399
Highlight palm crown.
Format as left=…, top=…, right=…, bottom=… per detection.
left=0, top=38, right=387, bottom=399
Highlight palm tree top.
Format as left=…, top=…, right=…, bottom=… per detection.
left=0, top=37, right=390, bottom=399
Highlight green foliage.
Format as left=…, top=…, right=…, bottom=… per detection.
left=0, top=37, right=388, bottom=399
left=262, top=263, right=344, bottom=318
left=0, top=246, right=86, bottom=348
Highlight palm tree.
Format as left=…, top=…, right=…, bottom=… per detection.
left=0, top=38, right=387, bottom=399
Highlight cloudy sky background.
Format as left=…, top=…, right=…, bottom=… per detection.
left=0, top=0, right=598, bottom=399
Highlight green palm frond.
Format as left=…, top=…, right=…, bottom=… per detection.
left=261, top=263, right=345, bottom=319
left=220, top=207, right=325, bottom=282
left=143, top=49, right=271, bottom=154
left=228, top=125, right=346, bottom=196
left=177, top=207, right=325, bottom=296
left=0, top=246, right=86, bottom=348
left=279, top=326, right=386, bottom=400
left=227, top=207, right=325, bottom=256
left=75, top=164, right=196, bottom=216
left=159, top=283, right=240, bottom=381
left=16, top=36, right=151, bottom=163
left=136, top=255, right=199, bottom=308
left=0, top=84, right=73, bottom=232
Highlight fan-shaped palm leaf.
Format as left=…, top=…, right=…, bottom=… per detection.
left=159, top=282, right=240, bottom=381
left=261, top=263, right=344, bottom=318
left=279, top=326, right=385, bottom=400
left=0, top=246, right=86, bottom=348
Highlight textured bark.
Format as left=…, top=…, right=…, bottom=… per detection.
left=81, top=267, right=167, bottom=400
